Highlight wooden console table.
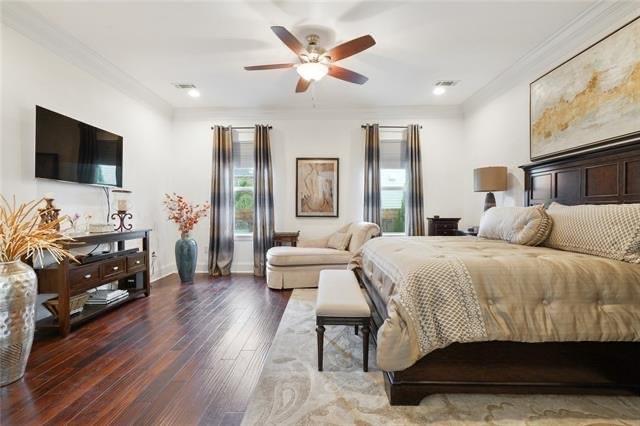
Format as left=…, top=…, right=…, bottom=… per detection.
left=36, top=229, right=151, bottom=336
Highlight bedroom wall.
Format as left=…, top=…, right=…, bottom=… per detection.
left=461, top=10, right=640, bottom=228
left=170, top=108, right=465, bottom=274
left=461, top=84, right=530, bottom=228
left=1, top=25, right=175, bottom=281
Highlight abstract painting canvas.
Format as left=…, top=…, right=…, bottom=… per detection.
left=296, top=158, right=339, bottom=217
left=530, top=17, right=640, bottom=160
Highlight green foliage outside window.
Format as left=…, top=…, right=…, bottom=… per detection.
left=392, top=198, right=405, bottom=233
left=235, top=176, right=253, bottom=188
left=235, top=191, right=253, bottom=210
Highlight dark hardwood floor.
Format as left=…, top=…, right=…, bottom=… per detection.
left=0, top=274, right=291, bottom=426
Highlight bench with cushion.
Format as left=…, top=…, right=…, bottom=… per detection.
left=266, top=222, right=380, bottom=289
left=315, top=269, right=371, bottom=372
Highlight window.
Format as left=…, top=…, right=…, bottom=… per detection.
left=233, top=132, right=254, bottom=235
left=380, top=135, right=407, bottom=234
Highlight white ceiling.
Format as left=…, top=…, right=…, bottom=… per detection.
left=13, top=1, right=596, bottom=109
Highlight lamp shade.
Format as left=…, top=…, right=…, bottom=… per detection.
left=474, top=166, right=507, bottom=192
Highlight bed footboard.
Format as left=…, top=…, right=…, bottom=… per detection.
left=354, top=268, right=640, bottom=406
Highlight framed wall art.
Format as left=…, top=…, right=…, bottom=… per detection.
left=296, top=158, right=339, bottom=217
left=530, top=16, right=640, bottom=161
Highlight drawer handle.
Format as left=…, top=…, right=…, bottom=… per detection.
left=113, top=266, right=119, bottom=271
left=135, top=260, right=141, bottom=265
left=84, top=274, right=92, bottom=279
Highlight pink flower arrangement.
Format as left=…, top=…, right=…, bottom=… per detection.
left=163, top=193, right=210, bottom=236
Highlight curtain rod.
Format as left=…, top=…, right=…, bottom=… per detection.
left=210, top=125, right=272, bottom=130
left=360, top=125, right=422, bottom=129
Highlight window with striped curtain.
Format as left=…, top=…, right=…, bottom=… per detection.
left=232, top=130, right=254, bottom=235
left=380, top=131, right=407, bottom=234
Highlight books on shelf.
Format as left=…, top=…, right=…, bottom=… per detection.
left=85, top=289, right=129, bottom=305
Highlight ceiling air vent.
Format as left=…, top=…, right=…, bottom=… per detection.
left=435, top=80, right=460, bottom=87
left=173, top=83, right=197, bottom=89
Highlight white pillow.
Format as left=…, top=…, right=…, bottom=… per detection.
left=327, top=232, right=352, bottom=250
left=478, top=205, right=552, bottom=246
left=544, top=202, right=640, bottom=263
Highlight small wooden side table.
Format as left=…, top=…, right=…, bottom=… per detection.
left=427, top=217, right=461, bottom=236
left=273, top=231, right=300, bottom=247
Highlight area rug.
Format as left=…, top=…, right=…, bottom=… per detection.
left=241, top=289, right=640, bottom=425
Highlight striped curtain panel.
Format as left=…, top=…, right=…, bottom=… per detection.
left=253, top=125, right=274, bottom=277
left=363, top=124, right=381, bottom=226
left=405, top=124, right=425, bottom=236
left=209, top=125, right=234, bottom=276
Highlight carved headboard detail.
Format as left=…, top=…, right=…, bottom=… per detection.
left=519, top=142, right=640, bottom=206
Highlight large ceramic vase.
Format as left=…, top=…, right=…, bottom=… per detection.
left=0, top=260, right=37, bottom=387
left=175, top=233, right=197, bottom=283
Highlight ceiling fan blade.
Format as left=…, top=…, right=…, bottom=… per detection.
left=295, top=78, right=311, bottom=93
left=328, top=65, right=368, bottom=85
left=244, top=63, right=295, bottom=71
left=271, top=26, right=306, bottom=56
left=326, top=35, right=375, bottom=62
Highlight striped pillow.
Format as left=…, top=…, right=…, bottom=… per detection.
left=544, top=203, right=640, bottom=263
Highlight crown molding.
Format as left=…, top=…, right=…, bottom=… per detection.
left=463, top=1, right=640, bottom=115
left=2, top=2, right=173, bottom=118
left=172, top=104, right=463, bottom=121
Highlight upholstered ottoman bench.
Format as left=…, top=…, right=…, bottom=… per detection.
left=315, top=269, right=371, bottom=372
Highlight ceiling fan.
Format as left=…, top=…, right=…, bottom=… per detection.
left=244, top=26, right=376, bottom=93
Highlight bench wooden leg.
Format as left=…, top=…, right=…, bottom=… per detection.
left=362, top=324, right=370, bottom=372
left=316, top=325, right=325, bottom=371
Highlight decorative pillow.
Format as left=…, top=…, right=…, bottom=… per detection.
left=544, top=202, right=640, bottom=263
left=478, top=205, right=552, bottom=246
left=327, top=232, right=352, bottom=251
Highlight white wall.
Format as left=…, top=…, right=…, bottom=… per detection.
left=171, top=109, right=465, bottom=273
left=460, top=10, right=640, bottom=228
left=461, top=84, right=530, bottom=228
left=1, top=26, right=174, bottom=280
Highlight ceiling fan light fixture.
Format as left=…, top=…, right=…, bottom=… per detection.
left=296, top=62, right=328, bottom=81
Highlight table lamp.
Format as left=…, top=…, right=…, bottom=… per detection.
left=474, top=166, right=507, bottom=211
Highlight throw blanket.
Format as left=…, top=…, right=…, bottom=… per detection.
left=397, top=257, right=486, bottom=355
left=350, top=236, right=640, bottom=371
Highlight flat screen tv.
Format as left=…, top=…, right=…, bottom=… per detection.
left=35, top=106, right=123, bottom=187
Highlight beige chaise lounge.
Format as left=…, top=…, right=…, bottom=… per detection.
left=266, top=222, right=380, bottom=289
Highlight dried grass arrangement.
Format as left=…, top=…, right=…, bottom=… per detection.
left=0, top=196, right=75, bottom=263
left=163, top=193, right=210, bottom=236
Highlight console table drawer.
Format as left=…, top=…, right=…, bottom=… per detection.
left=101, top=257, right=126, bottom=279
left=127, top=252, right=146, bottom=273
left=69, top=264, right=102, bottom=293
left=435, top=222, right=457, bottom=230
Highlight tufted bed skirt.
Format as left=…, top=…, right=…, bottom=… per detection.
left=349, top=236, right=640, bottom=372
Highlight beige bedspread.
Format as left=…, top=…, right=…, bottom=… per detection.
left=349, top=236, right=640, bottom=371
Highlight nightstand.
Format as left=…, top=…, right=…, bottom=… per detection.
left=427, top=217, right=461, bottom=236
left=273, top=231, right=300, bottom=247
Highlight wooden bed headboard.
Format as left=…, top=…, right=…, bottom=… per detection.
left=520, top=142, right=640, bottom=206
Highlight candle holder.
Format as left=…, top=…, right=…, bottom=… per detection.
left=111, top=210, right=133, bottom=232
left=111, top=189, right=132, bottom=212
left=38, top=198, right=61, bottom=230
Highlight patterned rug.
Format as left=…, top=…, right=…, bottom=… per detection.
left=242, top=289, right=640, bottom=425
